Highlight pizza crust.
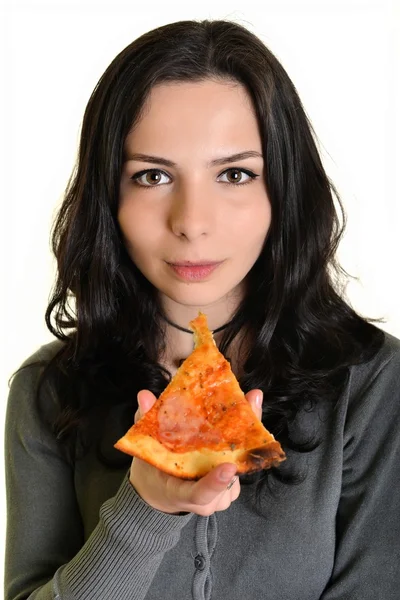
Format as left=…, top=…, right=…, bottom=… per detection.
left=115, top=430, right=285, bottom=480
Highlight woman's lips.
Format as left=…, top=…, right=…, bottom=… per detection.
left=167, top=261, right=223, bottom=281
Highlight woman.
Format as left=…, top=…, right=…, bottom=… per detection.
left=5, top=18, right=400, bottom=600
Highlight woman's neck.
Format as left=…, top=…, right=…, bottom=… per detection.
left=161, top=299, right=239, bottom=335
left=159, top=314, right=248, bottom=379
left=158, top=288, right=246, bottom=376
left=159, top=326, right=246, bottom=378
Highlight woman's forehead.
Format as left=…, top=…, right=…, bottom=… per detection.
left=124, top=80, right=262, bottom=160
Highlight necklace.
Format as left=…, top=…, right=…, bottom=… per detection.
left=161, top=314, right=233, bottom=335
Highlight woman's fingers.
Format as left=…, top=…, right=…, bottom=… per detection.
left=167, top=463, right=240, bottom=516
left=245, top=388, right=263, bottom=421
left=137, top=389, right=157, bottom=413
left=134, top=389, right=157, bottom=423
left=131, top=457, right=240, bottom=517
left=189, top=463, right=237, bottom=506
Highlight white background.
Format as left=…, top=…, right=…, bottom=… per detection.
left=1, top=0, right=399, bottom=588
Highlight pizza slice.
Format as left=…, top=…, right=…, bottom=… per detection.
left=114, top=312, right=285, bottom=479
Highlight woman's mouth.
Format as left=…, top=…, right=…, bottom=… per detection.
left=166, top=261, right=224, bottom=281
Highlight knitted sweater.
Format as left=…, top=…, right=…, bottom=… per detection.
left=5, top=333, right=400, bottom=600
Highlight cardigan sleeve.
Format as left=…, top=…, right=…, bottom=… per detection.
left=320, top=345, right=400, bottom=599
left=4, top=348, right=193, bottom=600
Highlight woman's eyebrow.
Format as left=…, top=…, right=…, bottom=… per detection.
left=124, top=150, right=263, bottom=168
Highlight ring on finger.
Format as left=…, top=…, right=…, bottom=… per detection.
left=226, top=476, right=238, bottom=491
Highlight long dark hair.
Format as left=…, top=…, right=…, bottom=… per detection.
left=20, top=19, right=383, bottom=485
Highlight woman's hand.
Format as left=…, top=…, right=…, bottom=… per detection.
left=129, top=388, right=263, bottom=516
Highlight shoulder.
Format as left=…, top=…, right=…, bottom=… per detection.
left=350, top=329, right=400, bottom=390
left=7, top=338, right=67, bottom=431
left=372, top=329, right=400, bottom=364
left=18, top=338, right=66, bottom=370
left=10, top=338, right=66, bottom=388
left=343, top=329, right=400, bottom=435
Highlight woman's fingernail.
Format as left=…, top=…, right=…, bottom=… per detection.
left=220, top=467, right=236, bottom=482
left=255, top=391, right=263, bottom=408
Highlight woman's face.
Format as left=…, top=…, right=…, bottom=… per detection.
left=118, top=79, right=271, bottom=314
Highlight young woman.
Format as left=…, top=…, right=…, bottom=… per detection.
left=5, top=19, right=400, bottom=600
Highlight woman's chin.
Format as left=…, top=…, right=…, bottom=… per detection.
left=158, top=281, right=244, bottom=314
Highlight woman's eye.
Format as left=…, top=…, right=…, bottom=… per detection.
left=130, top=169, right=171, bottom=187
left=218, top=168, right=258, bottom=185
left=130, top=167, right=258, bottom=188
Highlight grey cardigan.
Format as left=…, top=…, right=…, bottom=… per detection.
left=5, top=333, right=400, bottom=600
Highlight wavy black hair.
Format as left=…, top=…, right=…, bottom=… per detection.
left=20, top=19, right=383, bottom=489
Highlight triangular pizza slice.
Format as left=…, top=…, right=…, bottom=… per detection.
left=115, top=312, right=285, bottom=479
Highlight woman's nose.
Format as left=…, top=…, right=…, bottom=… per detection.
left=168, top=181, right=213, bottom=241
